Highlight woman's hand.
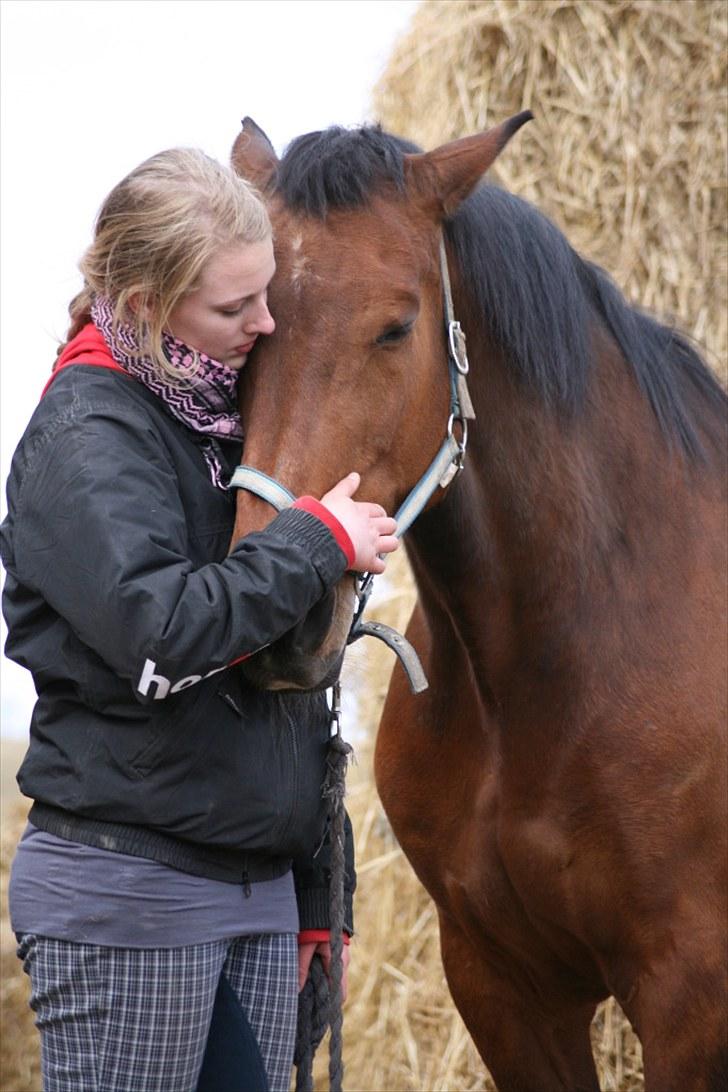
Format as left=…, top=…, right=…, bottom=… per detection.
left=320, top=472, right=398, bottom=573
left=298, top=939, right=350, bottom=1002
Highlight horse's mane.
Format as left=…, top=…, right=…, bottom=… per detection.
left=277, top=126, right=726, bottom=458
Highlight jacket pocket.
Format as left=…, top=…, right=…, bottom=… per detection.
left=127, top=678, right=218, bottom=777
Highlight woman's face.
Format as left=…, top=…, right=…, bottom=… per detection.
left=167, top=237, right=276, bottom=369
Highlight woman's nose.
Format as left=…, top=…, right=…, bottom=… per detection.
left=244, top=299, right=275, bottom=337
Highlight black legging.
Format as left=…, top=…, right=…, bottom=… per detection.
left=196, top=973, right=270, bottom=1092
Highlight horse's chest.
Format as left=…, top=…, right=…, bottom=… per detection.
left=376, top=707, right=506, bottom=917
left=376, top=627, right=615, bottom=975
left=377, top=706, right=609, bottom=972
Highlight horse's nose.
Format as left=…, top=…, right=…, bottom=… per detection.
left=239, top=588, right=343, bottom=692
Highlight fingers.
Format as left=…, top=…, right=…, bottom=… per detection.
left=316, top=474, right=399, bottom=572
left=375, top=534, right=399, bottom=556
left=371, top=514, right=396, bottom=534
left=367, top=543, right=399, bottom=575
left=360, top=520, right=399, bottom=572
left=362, top=526, right=399, bottom=573
left=363, top=502, right=387, bottom=519
left=325, top=471, right=360, bottom=501
left=298, top=942, right=316, bottom=991
left=300, top=942, right=350, bottom=1003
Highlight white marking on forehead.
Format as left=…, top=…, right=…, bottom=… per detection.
left=289, top=235, right=310, bottom=294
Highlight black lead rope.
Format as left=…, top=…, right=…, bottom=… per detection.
left=322, top=684, right=352, bottom=1092
left=294, top=570, right=429, bottom=1091
left=295, top=681, right=352, bottom=1092
left=294, top=604, right=428, bottom=1091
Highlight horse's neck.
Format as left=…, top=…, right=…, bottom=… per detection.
left=406, top=323, right=710, bottom=728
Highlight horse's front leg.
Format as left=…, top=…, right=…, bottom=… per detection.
left=623, top=939, right=728, bottom=1092
left=439, top=911, right=600, bottom=1092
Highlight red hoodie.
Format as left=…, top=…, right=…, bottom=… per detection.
left=42, top=323, right=129, bottom=397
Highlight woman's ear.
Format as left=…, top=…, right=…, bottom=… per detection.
left=126, top=292, right=154, bottom=320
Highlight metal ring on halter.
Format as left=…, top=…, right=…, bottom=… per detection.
left=447, top=412, right=468, bottom=465
left=448, top=320, right=470, bottom=375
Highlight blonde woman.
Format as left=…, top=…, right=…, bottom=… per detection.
left=1, top=149, right=397, bottom=1092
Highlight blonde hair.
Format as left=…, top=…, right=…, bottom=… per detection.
left=66, top=147, right=271, bottom=378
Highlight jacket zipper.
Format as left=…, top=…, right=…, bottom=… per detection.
left=219, top=688, right=243, bottom=716
left=274, top=700, right=300, bottom=845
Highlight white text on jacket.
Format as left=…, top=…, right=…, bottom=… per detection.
left=137, top=658, right=227, bottom=700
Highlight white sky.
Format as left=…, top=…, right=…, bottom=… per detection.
left=0, top=0, right=421, bottom=739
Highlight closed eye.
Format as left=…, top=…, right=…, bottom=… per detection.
left=376, top=322, right=413, bottom=347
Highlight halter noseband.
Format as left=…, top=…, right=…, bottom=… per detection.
left=228, top=234, right=476, bottom=692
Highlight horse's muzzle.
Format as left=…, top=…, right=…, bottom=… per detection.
left=239, top=578, right=356, bottom=691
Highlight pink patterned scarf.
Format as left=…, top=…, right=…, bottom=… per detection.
left=91, top=295, right=243, bottom=489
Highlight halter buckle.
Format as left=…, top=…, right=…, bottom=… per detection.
left=329, top=679, right=343, bottom=738
left=448, top=320, right=470, bottom=375
left=447, top=413, right=468, bottom=468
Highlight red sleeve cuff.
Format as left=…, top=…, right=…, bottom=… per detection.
left=298, top=929, right=351, bottom=945
left=293, top=496, right=355, bottom=568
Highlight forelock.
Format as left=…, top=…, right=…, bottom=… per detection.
left=276, top=126, right=421, bottom=218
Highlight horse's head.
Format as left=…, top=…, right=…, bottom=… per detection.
left=230, top=114, right=530, bottom=691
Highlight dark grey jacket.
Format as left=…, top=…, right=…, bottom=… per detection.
left=1, top=364, right=354, bottom=930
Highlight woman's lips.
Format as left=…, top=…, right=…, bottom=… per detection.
left=234, top=339, right=256, bottom=355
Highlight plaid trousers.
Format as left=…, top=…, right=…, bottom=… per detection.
left=16, top=932, right=298, bottom=1092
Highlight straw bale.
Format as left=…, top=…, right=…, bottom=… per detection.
left=374, top=0, right=727, bottom=379
left=1, top=799, right=38, bottom=1092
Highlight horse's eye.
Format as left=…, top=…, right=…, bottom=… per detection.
left=376, top=323, right=413, bottom=347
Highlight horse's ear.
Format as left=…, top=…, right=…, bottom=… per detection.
left=231, top=117, right=279, bottom=194
left=404, top=111, right=533, bottom=218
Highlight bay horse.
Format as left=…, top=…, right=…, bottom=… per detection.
left=229, top=115, right=727, bottom=1091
